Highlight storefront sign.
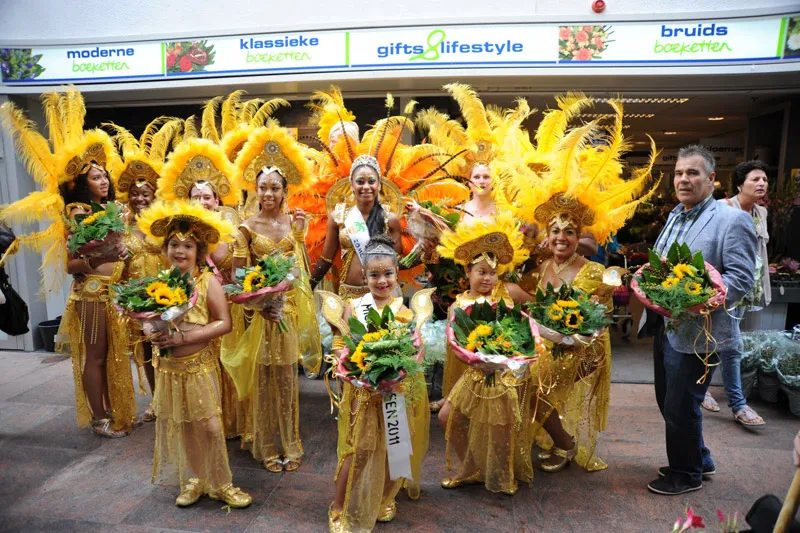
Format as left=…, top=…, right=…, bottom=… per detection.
left=1, top=14, right=797, bottom=85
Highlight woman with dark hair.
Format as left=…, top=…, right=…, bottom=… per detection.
left=701, top=160, right=769, bottom=427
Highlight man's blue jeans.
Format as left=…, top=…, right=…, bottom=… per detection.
left=718, top=349, right=747, bottom=412
left=654, top=332, right=717, bottom=484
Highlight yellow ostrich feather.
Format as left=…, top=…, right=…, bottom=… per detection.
left=534, top=92, right=593, bottom=155
left=201, top=96, right=223, bottom=143
left=157, top=138, right=241, bottom=206
left=443, top=83, right=491, bottom=143
left=234, top=121, right=314, bottom=194
left=220, top=90, right=246, bottom=135
left=411, top=179, right=470, bottom=206
left=52, top=128, right=121, bottom=185
left=308, top=85, right=357, bottom=145
left=0, top=102, right=56, bottom=185
left=148, top=118, right=183, bottom=162
left=40, top=92, right=65, bottom=150
left=249, top=98, right=290, bottom=128
left=437, top=211, right=528, bottom=274
left=137, top=199, right=235, bottom=253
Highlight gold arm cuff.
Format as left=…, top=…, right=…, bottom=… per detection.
left=332, top=336, right=345, bottom=351
left=232, top=228, right=249, bottom=259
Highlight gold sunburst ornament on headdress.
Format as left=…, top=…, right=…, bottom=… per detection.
left=137, top=200, right=235, bottom=253
left=234, top=119, right=314, bottom=192
left=0, top=86, right=122, bottom=294
left=157, top=138, right=241, bottom=206
left=437, top=212, right=529, bottom=274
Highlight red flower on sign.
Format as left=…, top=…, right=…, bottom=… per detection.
left=187, top=48, right=209, bottom=65
left=166, top=52, right=177, bottom=68
left=575, top=48, right=593, bottom=60
left=179, top=55, right=192, bottom=72
left=559, top=27, right=573, bottom=40
left=576, top=31, right=590, bottom=44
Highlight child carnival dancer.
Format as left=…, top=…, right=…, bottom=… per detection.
left=0, top=87, right=137, bottom=437
left=436, top=213, right=539, bottom=495
left=137, top=199, right=252, bottom=509
left=318, top=236, right=435, bottom=533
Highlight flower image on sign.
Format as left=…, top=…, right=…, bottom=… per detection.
left=165, top=41, right=216, bottom=74
left=558, top=25, right=615, bottom=61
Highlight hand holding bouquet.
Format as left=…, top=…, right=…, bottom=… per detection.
left=338, top=305, right=421, bottom=394
left=400, top=200, right=460, bottom=267
left=526, top=282, right=611, bottom=347
left=110, top=267, right=197, bottom=355
left=631, top=242, right=726, bottom=320
left=225, top=253, right=297, bottom=332
left=66, top=202, right=126, bottom=259
left=447, top=301, right=544, bottom=386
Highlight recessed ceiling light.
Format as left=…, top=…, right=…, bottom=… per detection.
left=591, top=97, right=690, bottom=104
left=708, top=117, right=725, bottom=121
left=664, top=131, right=678, bottom=135
left=633, top=141, right=649, bottom=145
left=580, top=113, right=655, bottom=119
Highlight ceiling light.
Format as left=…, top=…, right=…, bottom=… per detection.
left=664, top=131, right=677, bottom=135
left=708, top=116, right=725, bottom=121
left=633, top=141, right=649, bottom=145
left=580, top=113, right=655, bottom=119
left=590, top=97, right=690, bottom=104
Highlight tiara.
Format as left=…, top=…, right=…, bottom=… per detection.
left=350, top=154, right=382, bottom=180
left=365, top=243, right=396, bottom=257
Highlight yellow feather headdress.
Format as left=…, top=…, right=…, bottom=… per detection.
left=137, top=199, right=235, bottom=253
left=511, top=98, right=661, bottom=244
left=234, top=120, right=314, bottom=195
left=437, top=212, right=529, bottom=275
left=105, top=117, right=183, bottom=203
left=308, top=85, right=358, bottom=147
left=157, top=138, right=241, bottom=207
left=0, top=87, right=121, bottom=294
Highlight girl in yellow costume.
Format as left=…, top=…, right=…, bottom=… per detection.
left=225, top=120, right=321, bottom=473
left=157, top=132, right=252, bottom=440
left=435, top=213, right=537, bottom=495
left=138, top=199, right=251, bottom=509
left=510, top=97, right=659, bottom=473
left=320, top=236, right=434, bottom=533
left=108, top=118, right=181, bottom=420
left=0, top=88, right=137, bottom=438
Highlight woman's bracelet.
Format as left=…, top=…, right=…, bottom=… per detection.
left=332, top=336, right=345, bottom=351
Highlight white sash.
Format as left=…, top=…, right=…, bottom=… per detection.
left=344, top=206, right=371, bottom=267
left=351, top=293, right=414, bottom=480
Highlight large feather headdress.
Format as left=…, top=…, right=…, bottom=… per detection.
left=0, top=86, right=121, bottom=294
left=437, top=211, right=529, bottom=275
left=137, top=199, right=234, bottom=253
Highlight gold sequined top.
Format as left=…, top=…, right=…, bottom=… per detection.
left=537, top=261, right=612, bottom=307
left=453, top=282, right=513, bottom=309
left=332, top=202, right=391, bottom=283
left=184, top=271, right=214, bottom=326
left=122, top=229, right=167, bottom=281
left=242, top=222, right=295, bottom=258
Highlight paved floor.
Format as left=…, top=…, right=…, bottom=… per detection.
left=0, top=349, right=796, bottom=533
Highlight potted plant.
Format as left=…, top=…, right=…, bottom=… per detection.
left=777, top=349, right=800, bottom=417
left=757, top=335, right=782, bottom=403
left=740, top=333, right=761, bottom=399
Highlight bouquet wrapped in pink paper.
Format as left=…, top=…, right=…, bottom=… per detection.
left=399, top=200, right=460, bottom=267
left=224, top=253, right=298, bottom=331
left=66, top=202, right=127, bottom=258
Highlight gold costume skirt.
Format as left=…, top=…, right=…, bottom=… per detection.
left=56, top=274, right=137, bottom=432
left=219, top=304, right=253, bottom=440
left=151, top=344, right=233, bottom=492
left=530, top=333, right=611, bottom=472
left=441, top=343, right=470, bottom=399
left=445, top=367, right=534, bottom=493
left=335, top=375, right=430, bottom=533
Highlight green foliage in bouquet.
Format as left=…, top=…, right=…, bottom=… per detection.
left=527, top=282, right=611, bottom=336
left=225, top=253, right=296, bottom=295
left=65, top=202, right=125, bottom=255
left=417, top=200, right=461, bottom=229
left=635, top=242, right=715, bottom=316
left=110, top=267, right=194, bottom=313
left=342, top=305, right=420, bottom=389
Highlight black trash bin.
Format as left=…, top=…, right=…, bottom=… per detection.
left=37, top=317, right=62, bottom=352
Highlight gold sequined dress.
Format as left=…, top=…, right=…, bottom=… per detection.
left=335, top=297, right=430, bottom=533
left=151, top=271, right=234, bottom=492
left=56, top=262, right=138, bottom=433
left=530, top=261, right=612, bottom=472
left=443, top=284, right=534, bottom=494
left=332, top=202, right=390, bottom=300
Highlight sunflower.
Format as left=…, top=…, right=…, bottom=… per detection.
left=685, top=281, right=703, bottom=295
left=172, top=287, right=188, bottom=305
left=548, top=303, right=564, bottom=321
left=146, top=281, right=169, bottom=298
left=363, top=329, right=389, bottom=343
left=661, top=277, right=679, bottom=289
left=672, top=264, right=696, bottom=280
left=564, top=311, right=584, bottom=329
left=242, top=270, right=263, bottom=293
left=556, top=299, right=579, bottom=309
left=474, top=324, right=493, bottom=336
left=350, top=343, right=368, bottom=371
left=80, top=212, right=101, bottom=225
left=154, top=287, right=175, bottom=306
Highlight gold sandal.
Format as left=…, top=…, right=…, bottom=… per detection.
left=440, top=471, right=482, bottom=489
left=540, top=439, right=577, bottom=473
left=208, top=484, right=252, bottom=508
left=284, top=457, right=302, bottom=472
left=90, top=418, right=129, bottom=439
left=328, top=504, right=343, bottom=533
left=264, top=457, right=284, bottom=473
left=377, top=500, right=396, bottom=522
left=175, top=478, right=203, bottom=507
left=142, top=405, right=156, bottom=422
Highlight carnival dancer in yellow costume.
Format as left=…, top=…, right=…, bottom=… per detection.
left=224, top=120, right=321, bottom=473
left=136, top=199, right=251, bottom=508
left=319, top=236, right=434, bottom=533
left=0, top=87, right=137, bottom=438
left=108, top=117, right=181, bottom=420
left=157, top=131, right=252, bottom=439
left=511, top=97, right=659, bottom=473
left=435, top=213, right=536, bottom=495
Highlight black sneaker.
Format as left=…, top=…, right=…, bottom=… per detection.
left=647, top=476, right=702, bottom=496
left=657, top=465, right=716, bottom=478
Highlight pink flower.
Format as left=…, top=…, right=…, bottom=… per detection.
left=769, top=266, right=777, bottom=274
left=782, top=257, right=799, bottom=271
left=717, top=509, right=725, bottom=523
left=683, top=508, right=705, bottom=530
left=594, top=36, right=605, bottom=49
left=576, top=31, right=590, bottom=44
left=559, top=27, right=573, bottom=40
left=575, top=48, right=593, bottom=60
left=583, top=25, right=594, bottom=32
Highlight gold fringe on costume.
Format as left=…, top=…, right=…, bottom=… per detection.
left=151, top=344, right=233, bottom=492
left=55, top=272, right=137, bottom=432
left=335, top=375, right=430, bottom=533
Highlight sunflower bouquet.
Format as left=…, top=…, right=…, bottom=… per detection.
left=527, top=282, right=611, bottom=346
left=337, top=305, right=421, bottom=393
left=631, top=242, right=726, bottom=320
left=110, top=267, right=197, bottom=353
left=447, top=301, right=544, bottom=385
left=400, top=200, right=461, bottom=267
left=225, top=253, right=298, bottom=332
left=66, top=201, right=126, bottom=257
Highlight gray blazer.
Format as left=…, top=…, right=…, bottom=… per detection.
left=660, top=199, right=757, bottom=354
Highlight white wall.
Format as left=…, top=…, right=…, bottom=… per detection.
left=0, top=0, right=797, bottom=44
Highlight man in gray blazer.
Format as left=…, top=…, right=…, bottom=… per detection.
left=647, top=145, right=757, bottom=496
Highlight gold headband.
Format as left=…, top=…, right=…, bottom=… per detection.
left=534, top=193, right=595, bottom=231
left=150, top=215, right=221, bottom=246
left=191, top=179, right=219, bottom=197
left=470, top=251, right=497, bottom=268
left=454, top=231, right=514, bottom=266
left=66, top=143, right=109, bottom=179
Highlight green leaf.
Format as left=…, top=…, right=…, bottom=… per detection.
left=679, top=243, right=692, bottom=262
left=691, top=251, right=705, bottom=272
left=452, top=322, right=469, bottom=346
left=366, top=307, right=383, bottom=331
left=648, top=249, right=663, bottom=270
left=667, top=242, right=679, bottom=266
left=348, top=316, right=367, bottom=337
left=381, top=305, right=395, bottom=326
left=344, top=337, right=357, bottom=353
